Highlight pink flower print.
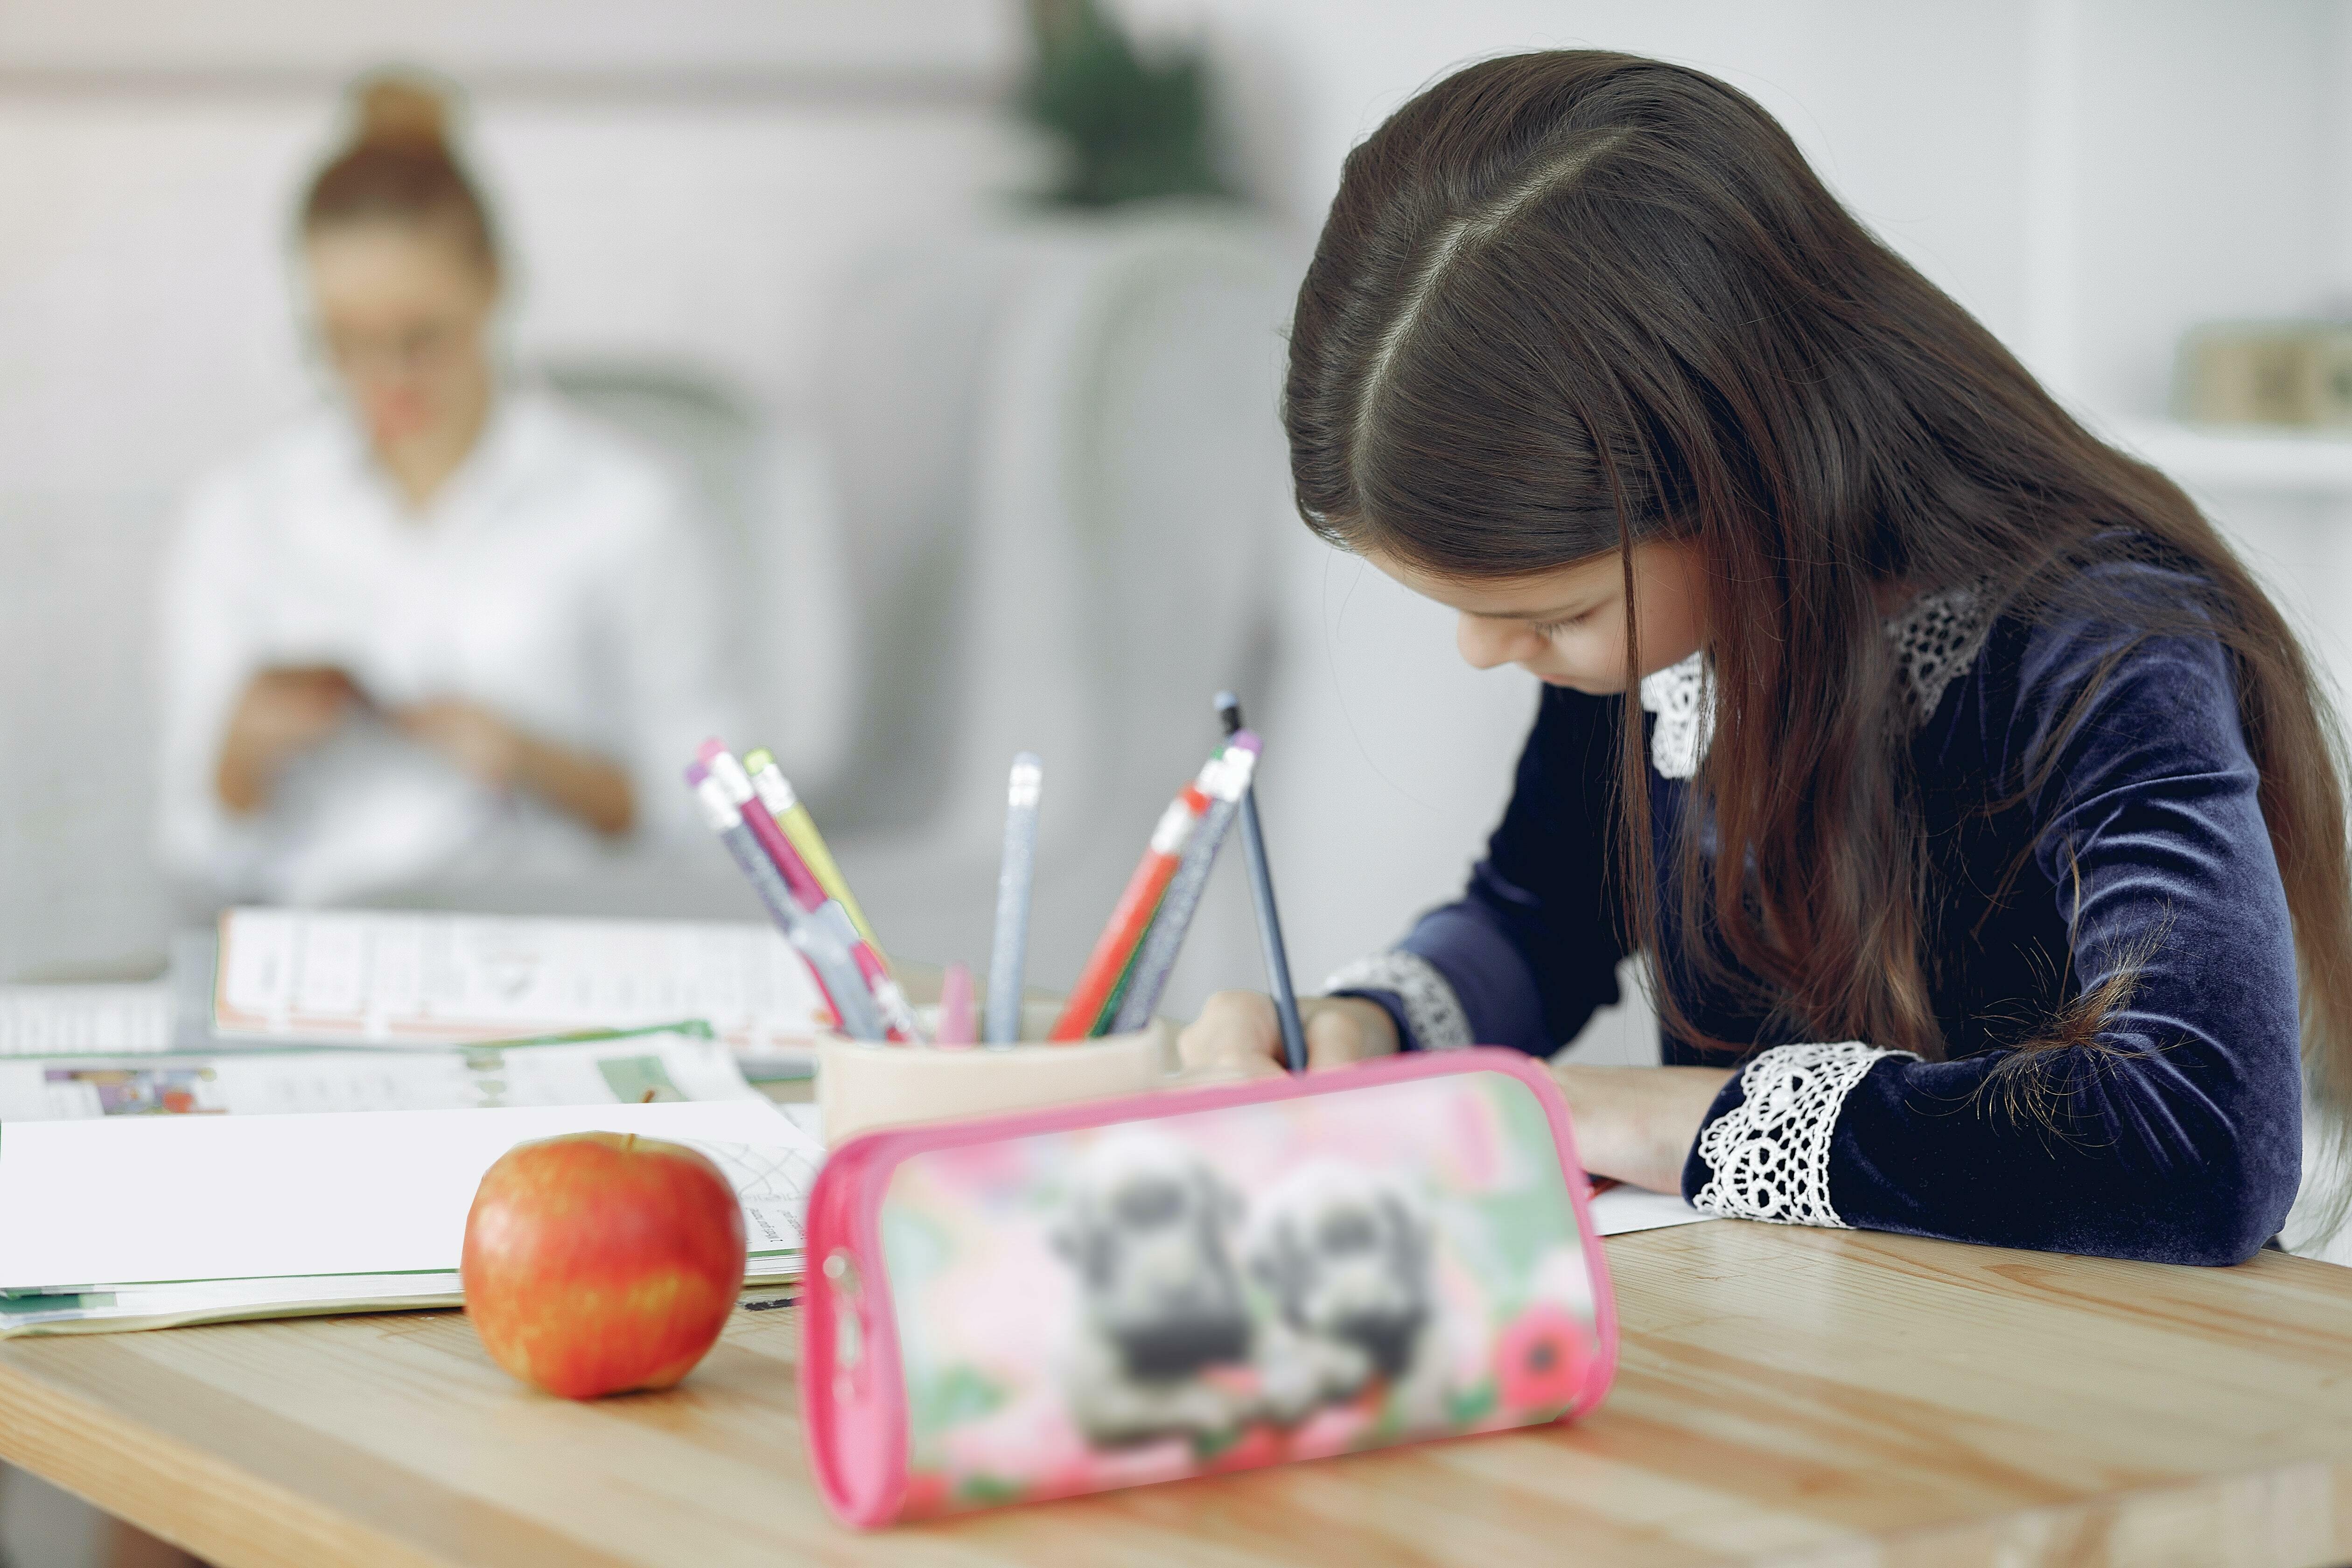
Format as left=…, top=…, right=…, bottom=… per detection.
left=1283, top=1389, right=1380, bottom=1461
left=1493, top=1303, right=1591, bottom=1416
left=900, top=1469, right=953, bottom=1520
left=1202, top=1423, right=1284, bottom=1475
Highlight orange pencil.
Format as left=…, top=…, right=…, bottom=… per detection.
left=1048, top=778, right=1211, bottom=1040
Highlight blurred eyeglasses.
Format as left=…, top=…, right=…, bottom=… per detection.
left=311, top=316, right=471, bottom=380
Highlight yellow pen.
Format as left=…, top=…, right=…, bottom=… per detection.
left=741, top=748, right=887, bottom=966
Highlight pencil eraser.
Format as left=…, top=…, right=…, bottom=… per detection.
left=684, top=760, right=711, bottom=787
left=696, top=737, right=727, bottom=765
left=1008, top=752, right=1044, bottom=807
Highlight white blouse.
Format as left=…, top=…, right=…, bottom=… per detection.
left=156, top=389, right=740, bottom=905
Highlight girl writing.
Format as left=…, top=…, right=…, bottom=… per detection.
left=1181, top=51, right=2349, bottom=1265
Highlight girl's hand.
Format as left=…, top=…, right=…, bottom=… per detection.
left=1548, top=1063, right=1733, bottom=1193
left=1177, top=991, right=1400, bottom=1079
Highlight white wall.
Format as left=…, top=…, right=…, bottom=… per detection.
left=0, top=0, right=1009, bottom=77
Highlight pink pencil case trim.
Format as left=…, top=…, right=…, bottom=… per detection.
left=800, top=1048, right=1620, bottom=1529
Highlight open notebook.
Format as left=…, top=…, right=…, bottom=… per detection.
left=0, top=1099, right=817, bottom=1336
left=212, top=908, right=833, bottom=1070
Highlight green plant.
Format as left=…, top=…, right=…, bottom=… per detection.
left=1019, top=0, right=1239, bottom=207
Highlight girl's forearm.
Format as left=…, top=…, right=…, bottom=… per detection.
left=1549, top=1064, right=1732, bottom=1193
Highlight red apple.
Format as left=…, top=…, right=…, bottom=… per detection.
left=462, top=1132, right=747, bottom=1399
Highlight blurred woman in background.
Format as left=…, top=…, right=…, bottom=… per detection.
left=157, top=73, right=736, bottom=906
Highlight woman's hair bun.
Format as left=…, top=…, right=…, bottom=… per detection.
left=302, top=69, right=495, bottom=264
left=353, top=74, right=450, bottom=151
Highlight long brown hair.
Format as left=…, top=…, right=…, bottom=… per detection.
left=1284, top=51, right=2352, bottom=1216
left=302, top=73, right=497, bottom=269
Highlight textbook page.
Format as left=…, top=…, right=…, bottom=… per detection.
left=0, top=1099, right=817, bottom=1294
left=0, top=1030, right=762, bottom=1121
left=212, top=908, right=834, bottom=1052
left=0, top=986, right=173, bottom=1057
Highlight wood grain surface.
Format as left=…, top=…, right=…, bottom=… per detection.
left=3, top=1222, right=2349, bottom=1568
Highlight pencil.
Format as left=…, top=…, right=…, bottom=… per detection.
left=1110, top=735, right=1258, bottom=1034
left=1217, top=693, right=1307, bottom=1074
left=686, top=764, right=883, bottom=1040
left=705, top=743, right=920, bottom=1043
left=1049, top=778, right=1211, bottom=1041
left=742, top=747, right=886, bottom=966
left=986, top=753, right=1043, bottom=1046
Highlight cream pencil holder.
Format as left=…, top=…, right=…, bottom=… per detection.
left=817, top=1000, right=1176, bottom=1147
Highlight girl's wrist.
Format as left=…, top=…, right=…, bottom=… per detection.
left=1316, top=994, right=1401, bottom=1057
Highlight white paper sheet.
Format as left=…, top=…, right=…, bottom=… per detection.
left=1589, top=1186, right=1716, bottom=1236
left=0, top=1031, right=763, bottom=1121
left=213, top=908, right=834, bottom=1052
left=0, top=1099, right=815, bottom=1293
left=0, top=986, right=173, bottom=1057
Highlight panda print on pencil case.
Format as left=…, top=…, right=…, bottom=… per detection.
left=1050, top=1132, right=1444, bottom=1449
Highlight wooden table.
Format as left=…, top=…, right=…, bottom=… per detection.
left=3, top=1220, right=2349, bottom=1568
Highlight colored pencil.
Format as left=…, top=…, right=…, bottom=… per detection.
left=1218, top=692, right=1307, bottom=1074
left=703, top=743, right=826, bottom=907
left=1048, top=777, right=1212, bottom=1041
left=1109, top=735, right=1258, bottom=1034
left=702, top=743, right=920, bottom=1043
left=686, top=764, right=882, bottom=1040
left=741, top=747, right=885, bottom=964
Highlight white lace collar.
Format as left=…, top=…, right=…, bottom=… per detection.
left=1636, top=583, right=1992, bottom=779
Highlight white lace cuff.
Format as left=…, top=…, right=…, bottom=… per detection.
left=1322, top=950, right=1474, bottom=1051
left=1637, top=651, right=1712, bottom=779
left=1690, top=1041, right=1916, bottom=1228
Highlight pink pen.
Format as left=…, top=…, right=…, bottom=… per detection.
left=935, top=962, right=977, bottom=1048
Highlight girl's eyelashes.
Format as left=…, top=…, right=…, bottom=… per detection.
left=1528, top=610, right=1595, bottom=638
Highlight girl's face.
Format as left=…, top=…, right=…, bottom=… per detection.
left=1367, top=539, right=1708, bottom=695
left=305, top=220, right=497, bottom=452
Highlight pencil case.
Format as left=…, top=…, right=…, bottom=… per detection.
left=800, top=1049, right=1617, bottom=1526
left=818, top=1000, right=1174, bottom=1145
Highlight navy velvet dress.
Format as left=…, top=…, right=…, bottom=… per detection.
left=1337, top=571, right=2304, bottom=1266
